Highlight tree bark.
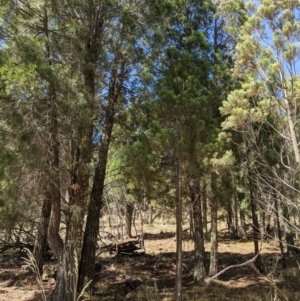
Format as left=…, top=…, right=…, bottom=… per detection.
left=248, top=180, right=259, bottom=255
left=125, top=202, right=134, bottom=238
left=189, top=208, right=194, bottom=239
left=33, top=196, right=51, bottom=273
left=78, top=61, right=125, bottom=291
left=260, top=211, right=265, bottom=241
left=202, top=180, right=208, bottom=240
left=227, top=204, right=235, bottom=239
left=233, top=182, right=238, bottom=239
left=209, top=172, right=218, bottom=276
left=175, top=156, right=183, bottom=301
left=190, top=177, right=206, bottom=282
left=280, top=73, right=300, bottom=164
left=148, top=205, right=153, bottom=225
left=239, top=206, right=248, bottom=241
left=246, top=151, right=259, bottom=254
left=272, top=184, right=286, bottom=267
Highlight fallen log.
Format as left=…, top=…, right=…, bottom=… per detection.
left=100, top=237, right=143, bottom=255
left=0, top=242, right=33, bottom=253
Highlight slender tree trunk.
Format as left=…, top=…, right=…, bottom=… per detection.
left=175, top=156, right=183, bottom=301
left=78, top=62, right=124, bottom=291
left=227, top=205, right=235, bottom=239
left=247, top=171, right=259, bottom=255
left=125, top=202, right=133, bottom=238
left=209, top=172, right=218, bottom=276
left=273, top=189, right=286, bottom=267
left=148, top=205, right=153, bottom=225
left=273, top=216, right=278, bottom=239
left=105, top=195, right=113, bottom=236
left=133, top=206, right=137, bottom=236
left=280, top=75, right=300, bottom=164
left=190, top=177, right=206, bottom=282
left=47, top=173, right=64, bottom=299
left=240, top=207, right=247, bottom=241
left=189, top=208, right=194, bottom=239
left=233, top=185, right=238, bottom=238
left=46, top=85, right=66, bottom=300
left=33, top=5, right=61, bottom=281
left=260, top=211, right=265, bottom=241
left=202, top=181, right=208, bottom=240
left=33, top=197, right=51, bottom=273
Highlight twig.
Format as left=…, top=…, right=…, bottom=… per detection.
left=76, top=280, right=92, bottom=301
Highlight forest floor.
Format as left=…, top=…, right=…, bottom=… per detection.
left=0, top=220, right=300, bottom=301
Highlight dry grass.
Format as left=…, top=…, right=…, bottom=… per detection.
left=1, top=217, right=300, bottom=301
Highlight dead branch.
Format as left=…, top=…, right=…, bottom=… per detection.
left=99, top=237, right=143, bottom=255
left=0, top=242, right=33, bottom=253
left=205, top=252, right=260, bottom=283
left=205, top=248, right=288, bottom=301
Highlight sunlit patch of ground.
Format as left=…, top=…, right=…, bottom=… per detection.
left=1, top=217, right=300, bottom=300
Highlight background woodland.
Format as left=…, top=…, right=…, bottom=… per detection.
left=1, top=0, right=300, bottom=300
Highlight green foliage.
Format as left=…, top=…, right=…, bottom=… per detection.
left=219, top=0, right=300, bottom=172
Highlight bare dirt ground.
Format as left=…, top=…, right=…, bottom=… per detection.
left=1, top=221, right=300, bottom=301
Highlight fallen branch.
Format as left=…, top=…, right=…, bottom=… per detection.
left=205, top=248, right=288, bottom=301
left=99, top=238, right=143, bottom=255
left=0, top=242, right=33, bottom=253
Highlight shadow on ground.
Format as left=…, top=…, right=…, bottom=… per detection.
left=93, top=249, right=300, bottom=301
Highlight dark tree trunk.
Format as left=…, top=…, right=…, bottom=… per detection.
left=148, top=205, right=153, bottom=225
left=233, top=185, right=238, bottom=238
left=33, top=197, right=51, bottom=273
left=48, top=55, right=93, bottom=299
left=239, top=207, right=247, bottom=241
left=78, top=62, right=125, bottom=291
left=209, top=172, right=218, bottom=276
left=260, top=211, right=265, bottom=241
left=47, top=165, right=65, bottom=300
left=189, top=208, right=194, bottom=239
left=33, top=5, right=62, bottom=286
left=202, top=181, right=208, bottom=240
left=50, top=139, right=91, bottom=301
left=247, top=169, right=259, bottom=255
left=272, top=186, right=286, bottom=267
left=175, top=156, right=183, bottom=301
left=227, top=205, right=235, bottom=239
left=190, top=177, right=206, bottom=282
left=125, top=203, right=134, bottom=238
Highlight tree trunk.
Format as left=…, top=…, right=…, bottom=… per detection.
left=227, top=205, right=235, bottom=239
left=248, top=172, right=259, bottom=255
left=281, top=79, right=300, bottom=164
left=47, top=180, right=64, bottom=300
left=260, top=211, right=265, bottom=241
left=202, top=180, right=208, bottom=240
left=175, top=156, right=183, bottom=301
left=148, top=205, right=153, bottom=225
left=33, top=4, right=61, bottom=281
left=273, top=187, right=286, bottom=267
left=273, top=215, right=278, bottom=239
left=78, top=62, right=124, bottom=291
left=33, top=197, right=51, bottom=273
left=233, top=185, right=238, bottom=239
left=190, top=177, right=206, bottom=282
left=50, top=142, right=91, bottom=301
left=240, top=207, right=247, bottom=241
left=125, top=203, right=134, bottom=238
left=209, top=172, right=218, bottom=276
left=189, top=208, right=194, bottom=239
